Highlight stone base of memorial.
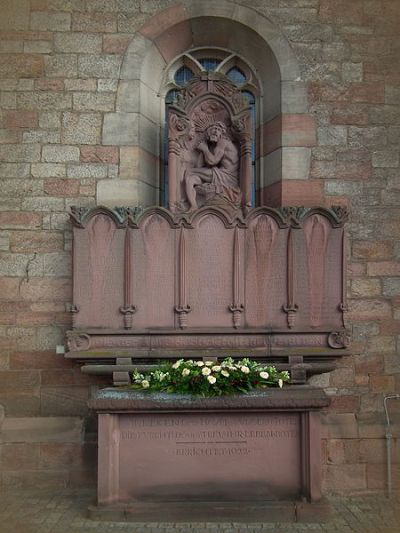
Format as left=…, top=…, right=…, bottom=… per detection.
left=88, top=387, right=331, bottom=523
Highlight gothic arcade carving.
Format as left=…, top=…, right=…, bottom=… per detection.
left=167, top=72, right=252, bottom=213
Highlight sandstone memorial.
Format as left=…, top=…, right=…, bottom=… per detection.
left=0, top=0, right=398, bottom=527
left=66, top=72, right=349, bottom=521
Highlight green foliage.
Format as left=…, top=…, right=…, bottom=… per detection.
left=131, top=357, right=290, bottom=397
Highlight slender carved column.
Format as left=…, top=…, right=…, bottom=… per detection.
left=240, top=138, right=252, bottom=210
left=229, top=227, right=244, bottom=328
left=175, top=227, right=191, bottom=328
left=283, top=229, right=299, bottom=328
left=119, top=228, right=136, bottom=328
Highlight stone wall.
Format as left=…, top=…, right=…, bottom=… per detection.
left=0, top=0, right=399, bottom=494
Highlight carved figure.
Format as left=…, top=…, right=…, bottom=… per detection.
left=167, top=73, right=253, bottom=213
left=185, top=121, right=241, bottom=210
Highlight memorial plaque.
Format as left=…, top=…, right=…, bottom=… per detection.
left=118, top=412, right=301, bottom=502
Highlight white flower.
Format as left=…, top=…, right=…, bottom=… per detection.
left=207, top=375, right=217, bottom=384
left=182, top=368, right=190, bottom=376
left=278, top=379, right=283, bottom=388
left=141, top=380, right=150, bottom=388
left=240, top=366, right=250, bottom=374
left=202, top=367, right=211, bottom=376
left=172, top=361, right=182, bottom=369
left=221, top=370, right=230, bottom=377
left=159, top=372, right=167, bottom=381
left=211, top=365, right=221, bottom=372
left=196, top=361, right=205, bottom=367
left=259, top=371, right=269, bottom=380
left=205, top=361, right=214, bottom=367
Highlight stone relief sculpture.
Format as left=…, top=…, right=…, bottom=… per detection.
left=168, top=73, right=252, bottom=213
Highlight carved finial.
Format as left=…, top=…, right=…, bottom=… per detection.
left=282, top=304, right=299, bottom=329
left=229, top=304, right=244, bottom=329
left=120, top=305, right=137, bottom=329
left=175, top=305, right=191, bottom=329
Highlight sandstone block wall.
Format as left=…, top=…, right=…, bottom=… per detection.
left=0, top=0, right=399, bottom=494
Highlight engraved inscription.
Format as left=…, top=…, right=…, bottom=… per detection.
left=271, top=334, right=327, bottom=347
left=118, top=412, right=302, bottom=501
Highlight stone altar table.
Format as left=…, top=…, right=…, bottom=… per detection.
left=88, top=387, right=330, bottom=523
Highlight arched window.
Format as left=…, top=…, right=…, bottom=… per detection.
left=161, top=47, right=260, bottom=207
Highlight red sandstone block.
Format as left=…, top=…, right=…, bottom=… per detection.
left=354, top=354, right=384, bottom=375
left=349, top=83, right=385, bottom=104
left=282, top=180, right=323, bottom=206
left=30, top=0, right=48, bottom=10
left=139, top=4, right=187, bottom=40
left=323, top=195, right=349, bottom=208
left=319, top=0, right=363, bottom=24
left=308, top=82, right=345, bottom=104
left=0, top=31, right=52, bottom=41
left=79, top=180, right=96, bottom=196
left=380, top=320, right=400, bottom=335
left=10, top=231, right=64, bottom=253
left=0, top=211, right=42, bottom=229
left=10, top=351, right=72, bottom=370
left=41, top=369, right=75, bottom=386
left=353, top=241, right=393, bottom=260
left=0, top=278, right=20, bottom=300
left=326, top=439, right=359, bottom=465
left=369, top=374, right=395, bottom=393
left=40, top=386, right=89, bottom=416
left=35, top=78, right=64, bottom=91
left=335, top=161, right=371, bottom=180
left=347, top=262, right=367, bottom=277
left=261, top=115, right=316, bottom=155
left=282, top=115, right=316, bottom=147
left=1, top=443, right=40, bottom=469
left=328, top=395, right=360, bottom=414
left=0, top=54, right=44, bottom=77
left=331, top=104, right=369, bottom=126
left=16, top=311, right=71, bottom=326
left=39, top=443, right=84, bottom=468
left=0, top=370, right=40, bottom=394
left=0, top=312, right=15, bottom=325
left=322, top=464, right=367, bottom=493
left=347, top=299, right=392, bottom=320
left=103, top=35, right=132, bottom=54
left=20, top=278, right=72, bottom=301
left=0, top=111, right=38, bottom=129
left=80, top=145, right=119, bottom=164
left=355, top=375, right=369, bottom=386
left=44, top=179, right=80, bottom=197
left=367, top=261, right=400, bottom=276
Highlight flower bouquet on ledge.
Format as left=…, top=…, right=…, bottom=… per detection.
left=131, top=357, right=290, bottom=397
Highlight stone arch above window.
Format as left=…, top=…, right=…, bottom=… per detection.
left=101, top=1, right=316, bottom=208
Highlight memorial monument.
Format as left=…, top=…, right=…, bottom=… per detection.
left=66, top=72, right=350, bottom=522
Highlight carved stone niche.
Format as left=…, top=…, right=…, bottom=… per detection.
left=167, top=72, right=253, bottom=213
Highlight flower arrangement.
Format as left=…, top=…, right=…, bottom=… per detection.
left=131, top=357, right=290, bottom=397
